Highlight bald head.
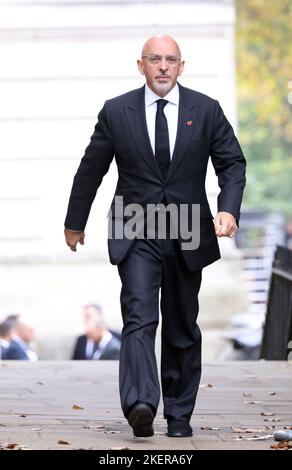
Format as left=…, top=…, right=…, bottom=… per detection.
left=141, top=35, right=181, bottom=59
left=137, top=35, right=185, bottom=97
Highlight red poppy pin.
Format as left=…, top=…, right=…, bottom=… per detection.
left=186, top=120, right=192, bottom=126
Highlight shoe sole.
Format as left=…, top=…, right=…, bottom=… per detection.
left=128, top=405, right=154, bottom=437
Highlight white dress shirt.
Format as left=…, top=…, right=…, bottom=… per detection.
left=86, top=330, right=113, bottom=360
left=144, top=82, right=179, bottom=159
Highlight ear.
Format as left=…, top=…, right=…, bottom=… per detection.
left=137, top=59, right=145, bottom=76
left=178, top=60, right=185, bottom=76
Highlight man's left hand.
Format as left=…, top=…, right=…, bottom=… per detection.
left=213, top=212, right=238, bottom=238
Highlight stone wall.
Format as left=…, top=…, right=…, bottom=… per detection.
left=0, top=0, right=247, bottom=360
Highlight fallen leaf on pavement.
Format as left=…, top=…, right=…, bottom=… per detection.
left=201, top=426, right=221, bottom=430
left=199, top=384, right=213, bottom=389
left=58, top=440, right=70, bottom=445
left=0, top=442, right=28, bottom=450
left=5, top=443, right=19, bottom=449
left=244, top=401, right=263, bottom=404
left=271, top=441, right=292, bottom=450
left=232, top=427, right=265, bottom=433
left=72, top=404, right=84, bottom=410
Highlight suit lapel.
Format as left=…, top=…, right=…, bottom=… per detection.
left=165, top=84, right=198, bottom=182
left=123, top=86, right=164, bottom=181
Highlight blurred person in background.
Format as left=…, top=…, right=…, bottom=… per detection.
left=83, top=303, right=121, bottom=340
left=72, top=303, right=121, bottom=360
left=0, top=318, right=16, bottom=360
left=4, top=314, right=39, bottom=361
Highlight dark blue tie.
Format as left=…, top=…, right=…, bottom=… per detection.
left=155, top=99, right=170, bottom=180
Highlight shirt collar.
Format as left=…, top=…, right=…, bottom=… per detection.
left=0, top=338, right=10, bottom=348
left=98, top=330, right=112, bottom=350
left=145, top=82, right=179, bottom=107
left=12, top=334, right=29, bottom=351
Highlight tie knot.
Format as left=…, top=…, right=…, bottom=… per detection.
left=156, top=99, right=168, bottom=110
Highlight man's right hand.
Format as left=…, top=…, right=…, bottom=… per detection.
left=64, top=228, right=85, bottom=252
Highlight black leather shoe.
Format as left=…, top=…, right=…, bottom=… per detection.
left=128, top=402, right=154, bottom=437
left=167, top=420, right=193, bottom=438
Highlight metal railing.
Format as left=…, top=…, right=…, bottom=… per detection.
left=260, top=245, right=292, bottom=360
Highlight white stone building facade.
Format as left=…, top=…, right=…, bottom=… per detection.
left=0, top=0, right=247, bottom=359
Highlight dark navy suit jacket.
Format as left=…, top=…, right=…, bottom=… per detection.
left=64, top=83, right=246, bottom=271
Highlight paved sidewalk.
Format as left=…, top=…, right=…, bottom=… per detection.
left=0, top=361, right=291, bottom=450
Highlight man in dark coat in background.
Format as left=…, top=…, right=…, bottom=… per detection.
left=72, top=303, right=121, bottom=360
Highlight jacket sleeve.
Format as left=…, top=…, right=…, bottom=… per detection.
left=210, top=100, right=246, bottom=227
left=64, top=101, right=115, bottom=231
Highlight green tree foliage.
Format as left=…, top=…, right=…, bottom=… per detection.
left=235, top=0, right=292, bottom=218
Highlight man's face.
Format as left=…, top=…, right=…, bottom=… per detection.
left=85, top=319, right=103, bottom=342
left=83, top=306, right=100, bottom=323
left=137, top=37, right=184, bottom=97
left=17, top=323, right=35, bottom=343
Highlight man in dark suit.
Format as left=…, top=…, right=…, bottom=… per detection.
left=64, top=35, right=246, bottom=438
left=72, top=328, right=121, bottom=360
left=72, top=303, right=121, bottom=360
left=4, top=316, right=38, bottom=361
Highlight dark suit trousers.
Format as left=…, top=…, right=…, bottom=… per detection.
left=117, top=212, right=203, bottom=423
